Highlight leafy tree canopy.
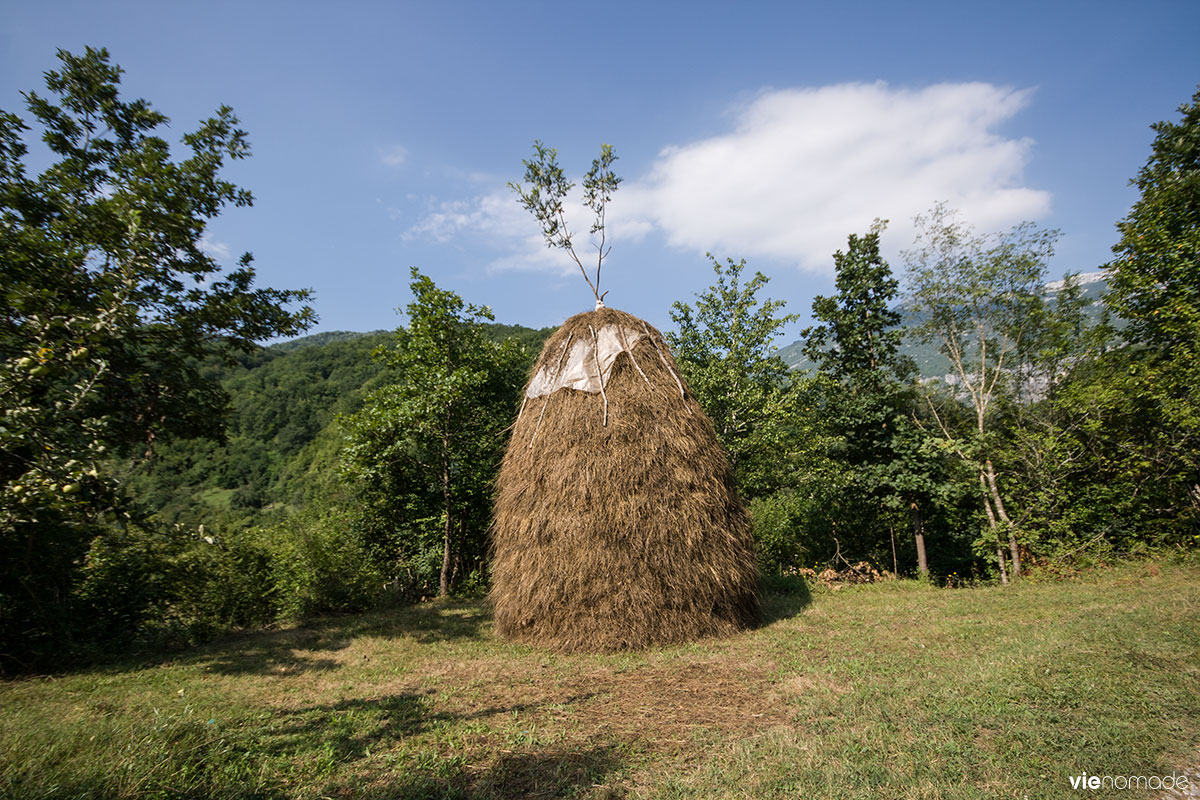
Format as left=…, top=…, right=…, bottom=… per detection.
left=1095, top=85, right=1200, bottom=542
left=340, top=268, right=526, bottom=596
left=1107, top=86, right=1200, bottom=354
left=804, top=223, right=949, bottom=575
left=0, top=46, right=314, bottom=501
left=669, top=255, right=802, bottom=498
left=902, top=205, right=1059, bottom=580
left=804, top=220, right=914, bottom=387
left=0, top=47, right=313, bottom=657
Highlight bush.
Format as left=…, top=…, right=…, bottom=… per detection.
left=73, top=527, right=174, bottom=645
left=71, top=524, right=282, bottom=653
left=265, top=510, right=386, bottom=619
left=66, top=511, right=390, bottom=665
left=167, top=529, right=279, bottom=635
left=749, top=490, right=809, bottom=574
left=4, top=501, right=467, bottom=672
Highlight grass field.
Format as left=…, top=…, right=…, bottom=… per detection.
left=2, top=561, right=1198, bottom=799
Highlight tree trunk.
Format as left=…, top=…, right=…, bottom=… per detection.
left=985, top=459, right=1021, bottom=578
left=980, top=470, right=1008, bottom=585
left=889, top=524, right=898, bottom=576
left=439, top=446, right=452, bottom=598
left=910, top=501, right=928, bottom=578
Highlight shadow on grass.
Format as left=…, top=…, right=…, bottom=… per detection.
left=256, top=689, right=617, bottom=798
left=195, top=580, right=810, bottom=677
left=191, top=597, right=492, bottom=676
left=460, top=745, right=625, bottom=800
left=262, top=690, right=601, bottom=759
left=6, top=691, right=623, bottom=800
left=195, top=624, right=351, bottom=675
left=758, top=573, right=813, bottom=625
left=260, top=692, right=430, bottom=761
left=329, top=744, right=627, bottom=800
left=347, top=596, right=493, bottom=645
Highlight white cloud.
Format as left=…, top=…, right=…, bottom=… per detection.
left=199, top=234, right=231, bottom=260
left=624, top=82, right=1050, bottom=272
left=381, top=145, right=409, bottom=168
left=404, top=190, right=607, bottom=277
left=403, top=81, right=1050, bottom=277
left=403, top=192, right=523, bottom=244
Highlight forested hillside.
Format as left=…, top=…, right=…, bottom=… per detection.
left=143, top=264, right=1110, bottom=539
left=127, top=331, right=389, bottom=523
left=130, top=324, right=551, bottom=529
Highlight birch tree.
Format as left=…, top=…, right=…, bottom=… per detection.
left=903, top=204, right=1058, bottom=581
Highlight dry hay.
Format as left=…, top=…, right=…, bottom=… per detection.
left=491, top=307, right=758, bottom=652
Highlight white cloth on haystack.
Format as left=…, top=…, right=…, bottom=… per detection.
left=524, top=324, right=646, bottom=399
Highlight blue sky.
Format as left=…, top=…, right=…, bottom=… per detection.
left=2, top=1, right=1198, bottom=343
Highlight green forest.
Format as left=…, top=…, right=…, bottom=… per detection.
left=2, top=48, right=1198, bottom=673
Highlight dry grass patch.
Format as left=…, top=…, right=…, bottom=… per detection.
left=406, top=653, right=789, bottom=749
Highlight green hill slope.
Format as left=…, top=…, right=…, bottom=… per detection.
left=133, top=324, right=551, bottom=525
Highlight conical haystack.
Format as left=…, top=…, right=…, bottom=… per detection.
left=491, top=306, right=758, bottom=652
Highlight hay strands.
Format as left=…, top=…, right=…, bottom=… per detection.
left=589, top=324, right=609, bottom=427
left=616, top=324, right=651, bottom=390
left=491, top=306, right=759, bottom=652
left=642, top=321, right=689, bottom=410
left=527, top=333, right=575, bottom=448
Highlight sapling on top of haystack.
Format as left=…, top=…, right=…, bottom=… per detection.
left=508, top=140, right=621, bottom=309
left=491, top=142, right=758, bottom=652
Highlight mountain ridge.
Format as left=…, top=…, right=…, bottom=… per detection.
left=774, top=273, right=1110, bottom=378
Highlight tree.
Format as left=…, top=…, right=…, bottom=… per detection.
left=341, top=269, right=524, bottom=597
left=1106, top=87, right=1200, bottom=356
left=669, top=255, right=802, bottom=499
left=0, top=47, right=313, bottom=659
left=903, top=204, right=1058, bottom=581
left=509, top=141, right=621, bottom=306
left=803, top=222, right=942, bottom=576
left=995, top=274, right=1115, bottom=555
left=1026, top=346, right=1199, bottom=552
left=981, top=88, right=1200, bottom=562
left=805, top=222, right=911, bottom=384
left=1095, top=86, right=1200, bottom=541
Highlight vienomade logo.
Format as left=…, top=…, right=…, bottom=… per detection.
left=1068, top=772, right=1191, bottom=791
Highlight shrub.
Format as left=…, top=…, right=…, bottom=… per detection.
left=265, top=510, right=386, bottom=619
left=749, top=490, right=809, bottom=574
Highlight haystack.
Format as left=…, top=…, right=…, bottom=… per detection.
left=491, top=306, right=759, bottom=652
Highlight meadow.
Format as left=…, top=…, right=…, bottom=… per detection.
left=2, top=561, right=1197, bottom=800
